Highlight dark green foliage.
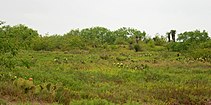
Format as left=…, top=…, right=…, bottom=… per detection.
left=134, top=44, right=141, bottom=52
left=80, top=27, right=115, bottom=45
left=167, top=32, right=171, bottom=42
left=113, top=27, right=146, bottom=41
left=167, top=42, right=189, bottom=51
left=147, top=39, right=155, bottom=48
left=177, top=30, right=209, bottom=43
left=0, top=24, right=39, bottom=50
left=114, top=37, right=128, bottom=45
left=0, top=26, right=18, bottom=55
left=170, top=30, right=176, bottom=42
left=0, top=23, right=18, bottom=70
left=63, top=34, right=86, bottom=50
left=30, top=27, right=147, bottom=51
left=167, top=30, right=210, bottom=52
left=32, top=35, right=63, bottom=51
left=114, top=27, right=146, bottom=45
left=152, top=35, right=167, bottom=46
left=200, top=39, right=211, bottom=48
left=0, top=55, right=16, bottom=69
left=1, top=22, right=211, bottom=53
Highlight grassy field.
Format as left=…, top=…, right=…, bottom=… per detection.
left=1, top=47, right=211, bottom=105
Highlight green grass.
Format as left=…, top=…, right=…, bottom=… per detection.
left=1, top=48, right=211, bottom=104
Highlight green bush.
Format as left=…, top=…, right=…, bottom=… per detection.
left=167, top=42, right=189, bottom=51
left=200, top=40, right=211, bottom=48
left=147, top=39, right=155, bottom=48
left=115, top=37, right=128, bottom=45
left=134, top=44, right=141, bottom=52
left=0, top=24, right=18, bottom=70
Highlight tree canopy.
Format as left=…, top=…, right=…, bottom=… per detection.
left=0, top=21, right=210, bottom=52
left=177, top=30, right=209, bottom=43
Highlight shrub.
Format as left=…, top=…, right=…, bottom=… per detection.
left=167, top=42, right=189, bottom=51
left=200, top=40, right=211, bottom=48
left=147, top=39, right=155, bottom=48
left=134, top=44, right=141, bottom=52
left=0, top=24, right=18, bottom=70
left=114, top=37, right=128, bottom=45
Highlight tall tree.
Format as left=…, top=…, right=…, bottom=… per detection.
left=8, top=24, right=39, bottom=49
left=170, top=30, right=176, bottom=42
left=80, top=27, right=114, bottom=45
left=166, top=32, right=171, bottom=42
left=113, top=27, right=146, bottom=44
left=177, top=30, right=209, bottom=43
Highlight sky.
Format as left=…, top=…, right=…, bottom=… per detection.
left=1, top=0, right=211, bottom=37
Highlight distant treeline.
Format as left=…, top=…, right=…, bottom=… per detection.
left=0, top=22, right=211, bottom=52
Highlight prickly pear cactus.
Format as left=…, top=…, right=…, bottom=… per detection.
left=12, top=78, right=70, bottom=104
left=35, top=85, right=42, bottom=95
left=35, top=83, right=58, bottom=97
left=13, top=78, right=35, bottom=93
left=13, top=78, right=25, bottom=88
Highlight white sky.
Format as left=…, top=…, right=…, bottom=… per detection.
left=1, top=0, right=211, bottom=36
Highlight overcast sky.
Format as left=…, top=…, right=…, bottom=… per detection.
left=1, top=0, right=211, bottom=36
